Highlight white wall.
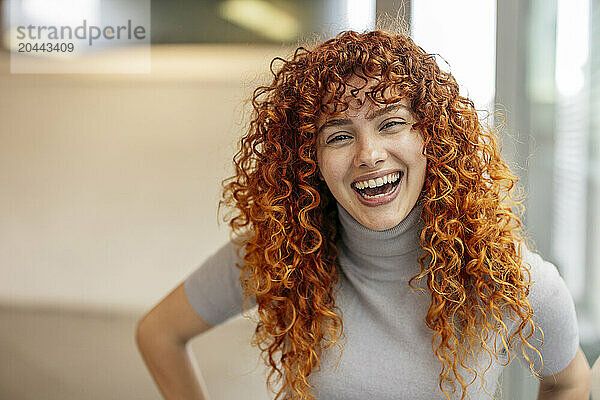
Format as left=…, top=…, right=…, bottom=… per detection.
left=0, top=45, right=286, bottom=313
left=411, top=0, right=496, bottom=113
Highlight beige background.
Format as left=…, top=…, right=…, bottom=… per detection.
left=1, top=45, right=285, bottom=399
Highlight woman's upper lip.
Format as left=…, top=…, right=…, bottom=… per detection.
left=351, top=169, right=402, bottom=184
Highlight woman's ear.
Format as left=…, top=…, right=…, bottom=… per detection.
left=315, top=159, right=325, bottom=181
left=318, top=170, right=325, bottom=181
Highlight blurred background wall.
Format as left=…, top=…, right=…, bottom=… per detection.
left=0, top=0, right=598, bottom=399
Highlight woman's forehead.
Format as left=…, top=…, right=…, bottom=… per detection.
left=316, top=96, right=412, bottom=127
left=320, top=75, right=379, bottom=104
left=316, top=75, right=409, bottom=122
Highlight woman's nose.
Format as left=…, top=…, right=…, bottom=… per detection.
left=353, top=133, right=387, bottom=168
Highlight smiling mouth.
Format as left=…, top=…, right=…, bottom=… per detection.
left=352, top=171, right=403, bottom=199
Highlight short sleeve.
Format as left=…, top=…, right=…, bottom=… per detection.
left=509, top=243, right=580, bottom=376
left=183, top=240, right=255, bottom=326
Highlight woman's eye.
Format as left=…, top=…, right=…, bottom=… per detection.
left=327, top=134, right=352, bottom=144
left=381, top=121, right=406, bottom=130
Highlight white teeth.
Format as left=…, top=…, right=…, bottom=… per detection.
left=360, top=189, right=393, bottom=199
left=353, top=172, right=401, bottom=190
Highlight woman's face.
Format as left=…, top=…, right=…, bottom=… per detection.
left=316, top=77, right=427, bottom=231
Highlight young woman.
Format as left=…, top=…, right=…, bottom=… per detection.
left=136, top=30, right=590, bottom=400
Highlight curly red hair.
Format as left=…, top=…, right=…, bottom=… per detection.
left=219, top=30, right=543, bottom=400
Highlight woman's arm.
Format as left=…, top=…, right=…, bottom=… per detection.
left=136, top=282, right=214, bottom=400
left=537, top=346, right=591, bottom=400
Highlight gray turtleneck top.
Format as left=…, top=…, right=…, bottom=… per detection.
left=184, top=202, right=579, bottom=399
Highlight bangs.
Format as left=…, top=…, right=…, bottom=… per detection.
left=316, top=69, right=414, bottom=120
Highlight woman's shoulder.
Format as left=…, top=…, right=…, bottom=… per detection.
left=182, top=237, right=252, bottom=326
left=516, top=241, right=570, bottom=307
left=507, top=240, right=580, bottom=375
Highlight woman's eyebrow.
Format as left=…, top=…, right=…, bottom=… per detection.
left=318, top=103, right=409, bottom=134
left=365, top=103, right=408, bottom=120
left=318, top=118, right=352, bottom=132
